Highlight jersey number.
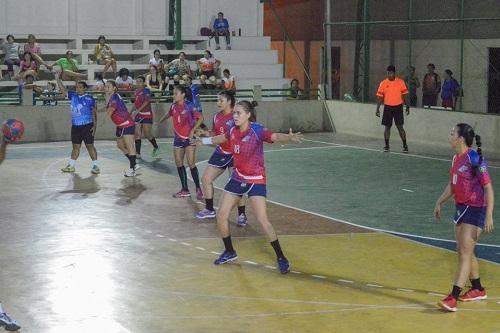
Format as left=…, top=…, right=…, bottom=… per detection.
left=234, top=145, right=240, bottom=154
left=452, top=174, right=458, bottom=185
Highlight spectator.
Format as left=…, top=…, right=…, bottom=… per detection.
left=149, top=49, right=164, bottom=72
left=422, top=63, right=441, bottom=107
left=287, top=79, right=303, bottom=100
left=94, top=36, right=117, bottom=78
left=115, top=67, right=134, bottom=91
left=197, top=50, right=220, bottom=88
left=40, top=81, right=61, bottom=106
left=221, top=69, right=236, bottom=92
left=441, top=69, right=460, bottom=111
left=54, top=50, right=86, bottom=81
left=94, top=73, right=106, bottom=91
left=23, top=34, right=49, bottom=69
left=212, top=12, right=231, bottom=50
left=166, top=51, right=192, bottom=83
left=17, top=52, right=37, bottom=81
left=19, top=74, right=42, bottom=105
left=375, top=65, right=410, bottom=153
left=145, top=65, right=164, bottom=92
left=405, top=66, right=420, bottom=107
left=0, top=35, right=21, bottom=79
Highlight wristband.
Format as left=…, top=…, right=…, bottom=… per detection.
left=202, top=137, right=213, bottom=145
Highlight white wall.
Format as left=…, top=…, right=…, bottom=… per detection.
left=0, top=0, right=263, bottom=37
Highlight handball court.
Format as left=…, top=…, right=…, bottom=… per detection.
left=0, top=132, right=499, bottom=333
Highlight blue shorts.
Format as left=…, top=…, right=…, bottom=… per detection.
left=208, top=150, right=233, bottom=169
left=224, top=178, right=267, bottom=197
left=453, top=204, right=486, bottom=230
left=173, top=135, right=193, bottom=149
left=116, top=126, right=135, bottom=138
left=135, top=116, right=153, bottom=124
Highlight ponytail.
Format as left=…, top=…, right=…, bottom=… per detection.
left=456, top=123, right=484, bottom=174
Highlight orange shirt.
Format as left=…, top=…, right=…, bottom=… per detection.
left=376, top=77, right=408, bottom=106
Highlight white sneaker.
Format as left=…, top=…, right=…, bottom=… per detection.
left=124, top=168, right=136, bottom=177
left=134, top=163, right=141, bottom=171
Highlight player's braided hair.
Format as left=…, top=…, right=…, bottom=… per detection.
left=456, top=123, right=483, bottom=173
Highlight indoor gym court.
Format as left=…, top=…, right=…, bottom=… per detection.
left=0, top=132, right=498, bottom=332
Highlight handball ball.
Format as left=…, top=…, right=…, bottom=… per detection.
left=3, top=119, right=25, bottom=142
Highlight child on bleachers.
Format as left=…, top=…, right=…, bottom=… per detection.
left=94, top=36, right=117, bottom=78
left=115, top=67, right=134, bottom=92
left=23, top=34, right=50, bottom=70
left=17, top=52, right=38, bottom=81
left=197, top=50, right=220, bottom=89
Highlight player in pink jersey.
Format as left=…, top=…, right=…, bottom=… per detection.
left=102, top=80, right=138, bottom=177
left=198, top=100, right=302, bottom=274
left=157, top=85, right=204, bottom=198
left=195, top=91, right=248, bottom=226
left=434, top=123, right=494, bottom=312
left=130, top=76, right=160, bottom=159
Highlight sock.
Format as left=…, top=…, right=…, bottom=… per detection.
left=403, top=139, right=407, bottom=147
left=238, top=205, right=246, bottom=216
left=125, top=153, right=130, bottom=161
left=129, top=155, right=136, bottom=169
left=92, top=160, right=98, bottom=167
left=206, top=198, right=214, bottom=211
left=177, top=166, right=188, bottom=190
left=69, top=159, right=76, bottom=167
left=384, top=139, right=389, bottom=147
left=451, top=285, right=462, bottom=299
left=222, top=236, right=235, bottom=253
left=0, top=303, right=4, bottom=313
left=270, top=239, right=286, bottom=260
left=135, top=139, right=142, bottom=155
left=190, top=167, right=201, bottom=188
left=149, top=137, right=158, bottom=149
left=470, top=278, right=484, bottom=291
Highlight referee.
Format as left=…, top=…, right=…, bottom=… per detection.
left=376, top=65, right=410, bottom=153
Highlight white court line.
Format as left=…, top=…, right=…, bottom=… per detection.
left=265, top=265, right=277, bottom=270
left=211, top=251, right=221, bottom=255
left=366, top=284, right=384, bottom=288
left=9, top=139, right=173, bottom=150
left=181, top=242, right=191, bottom=246
left=290, top=271, right=302, bottom=274
left=401, top=189, right=414, bottom=193
left=244, top=260, right=258, bottom=265
left=337, top=279, right=354, bottom=284
left=312, top=275, right=327, bottom=279
left=428, top=292, right=446, bottom=297
left=156, top=234, right=165, bottom=238
left=168, top=238, right=178, bottom=242
left=195, top=247, right=206, bottom=251
left=302, top=138, right=500, bottom=169
left=397, top=288, right=415, bottom=293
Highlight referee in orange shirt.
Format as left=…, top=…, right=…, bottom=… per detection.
left=376, top=65, right=410, bottom=153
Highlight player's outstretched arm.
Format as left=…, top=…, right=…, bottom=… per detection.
left=271, top=128, right=303, bottom=144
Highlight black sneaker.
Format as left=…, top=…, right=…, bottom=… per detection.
left=403, top=145, right=409, bottom=153
left=383, top=146, right=390, bottom=153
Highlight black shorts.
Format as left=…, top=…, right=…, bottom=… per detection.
left=201, top=70, right=215, bottom=78
left=71, top=123, right=94, bottom=145
left=382, top=104, right=404, bottom=127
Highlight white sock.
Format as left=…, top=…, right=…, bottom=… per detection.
left=0, top=303, right=4, bottom=313
left=69, top=159, right=76, bottom=167
left=92, top=160, right=98, bottom=167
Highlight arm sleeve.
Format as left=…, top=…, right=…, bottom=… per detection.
left=257, top=126, right=274, bottom=143
left=376, top=81, right=385, bottom=98
left=224, top=19, right=229, bottom=30
left=478, top=161, right=491, bottom=187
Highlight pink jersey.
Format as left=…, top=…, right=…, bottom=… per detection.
left=168, top=101, right=200, bottom=139
left=20, top=60, right=36, bottom=72
left=107, top=93, right=134, bottom=128
left=212, top=110, right=234, bottom=154
left=225, top=123, right=273, bottom=185
left=134, top=87, right=152, bottom=119
left=24, top=43, right=41, bottom=55
left=450, top=148, right=491, bottom=207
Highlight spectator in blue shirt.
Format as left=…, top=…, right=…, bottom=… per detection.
left=213, top=12, right=231, bottom=50
left=441, top=69, right=460, bottom=111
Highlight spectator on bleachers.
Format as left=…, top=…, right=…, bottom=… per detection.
left=166, top=51, right=192, bottom=84
left=94, top=36, right=117, bottom=78
left=0, top=35, right=21, bottom=79
left=145, top=65, right=164, bottom=92
left=220, top=68, right=236, bottom=92
left=54, top=50, right=86, bottom=81
left=17, top=52, right=38, bottom=81
left=197, top=50, right=220, bottom=88
left=40, top=81, right=61, bottom=106
left=149, top=49, right=164, bottom=72
left=115, top=67, right=134, bottom=91
left=287, top=79, right=303, bottom=100
left=19, top=74, right=42, bottom=105
left=422, top=63, right=441, bottom=107
left=441, top=69, right=460, bottom=111
left=94, top=73, right=106, bottom=91
left=23, top=34, right=49, bottom=69
left=212, top=12, right=231, bottom=50
left=404, top=66, right=420, bottom=107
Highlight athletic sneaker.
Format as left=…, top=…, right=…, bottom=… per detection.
left=61, top=165, right=75, bottom=173
left=196, top=188, right=204, bottom=200
left=438, top=294, right=457, bottom=312
left=278, top=258, right=290, bottom=274
left=0, top=312, right=21, bottom=332
left=196, top=208, right=216, bottom=219
left=134, top=164, right=141, bottom=171
left=403, top=145, right=409, bottom=153
left=459, top=288, right=487, bottom=302
left=91, top=165, right=100, bottom=175
left=214, top=250, right=238, bottom=265
left=237, top=214, right=248, bottom=227
left=124, top=168, right=136, bottom=177
left=173, top=190, right=190, bottom=198
left=383, top=146, right=390, bottom=153
left=152, top=147, right=160, bottom=159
